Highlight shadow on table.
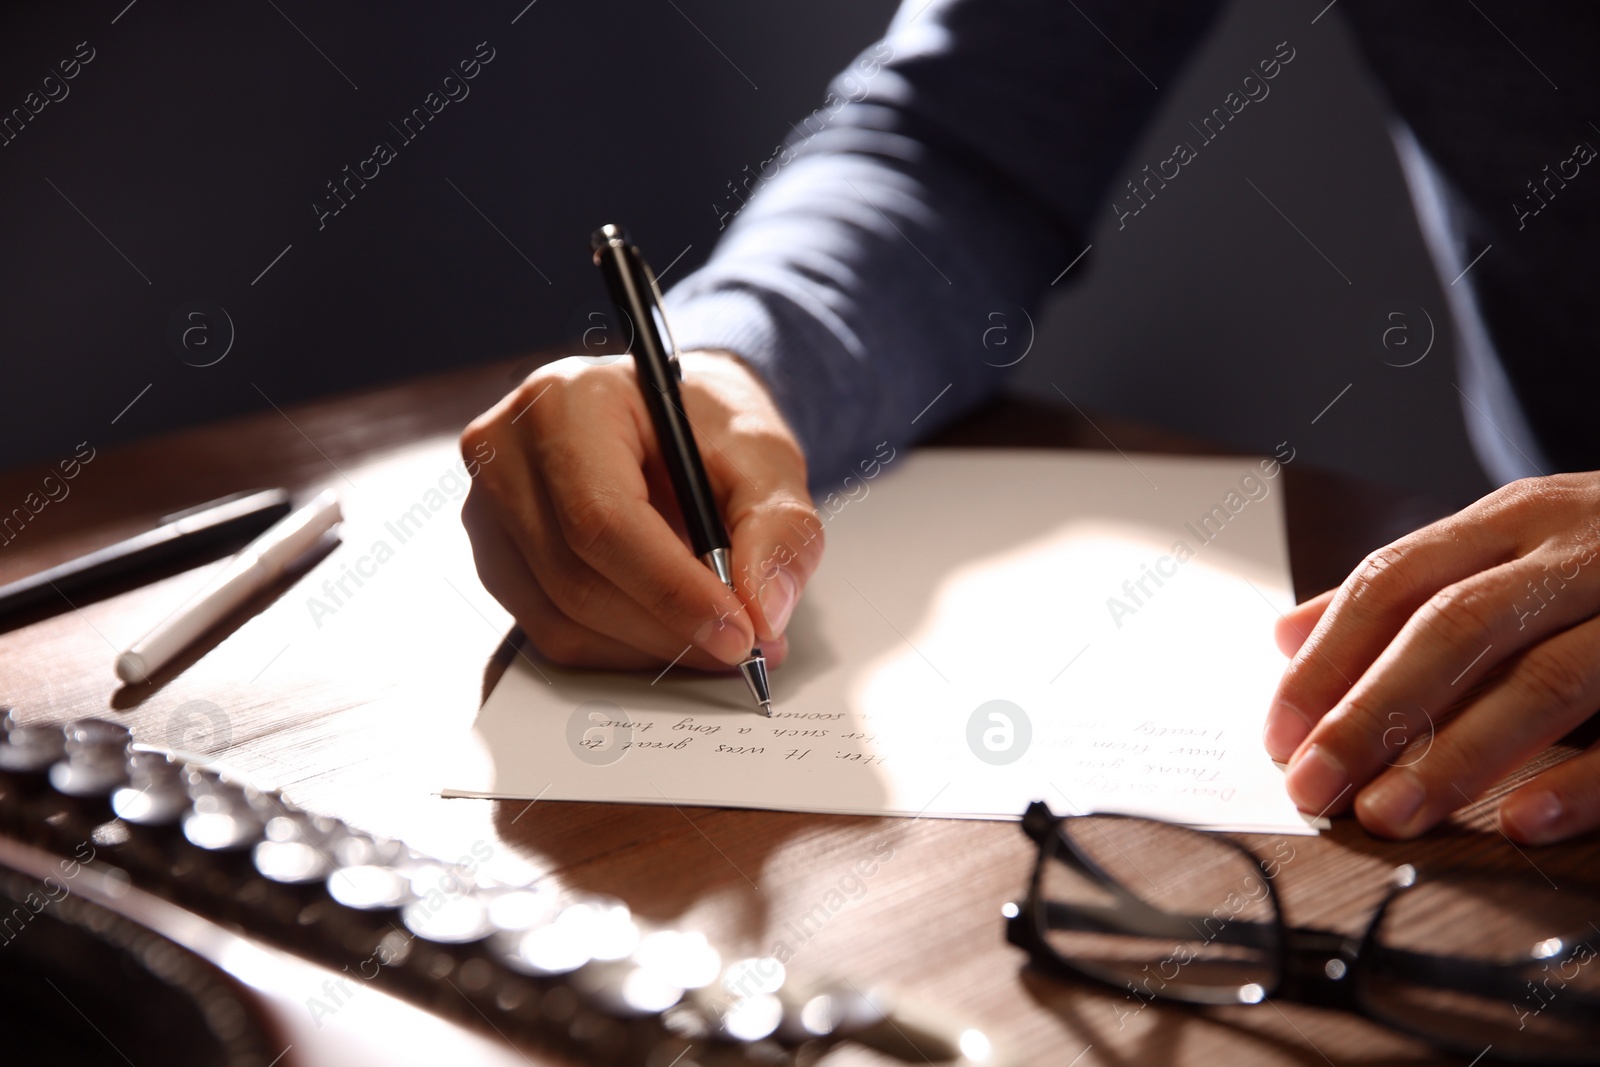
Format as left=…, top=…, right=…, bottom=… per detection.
left=1319, top=766, right=1600, bottom=891
left=1316, top=709, right=1600, bottom=886
left=108, top=534, right=339, bottom=710
left=1016, top=966, right=1442, bottom=1067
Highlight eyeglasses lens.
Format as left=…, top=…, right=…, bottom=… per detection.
left=1036, top=816, right=1282, bottom=1006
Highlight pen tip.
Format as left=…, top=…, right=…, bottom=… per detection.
left=737, top=652, right=771, bottom=717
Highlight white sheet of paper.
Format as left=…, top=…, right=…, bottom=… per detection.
left=443, top=449, right=1316, bottom=835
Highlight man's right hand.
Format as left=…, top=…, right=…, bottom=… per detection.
left=459, top=350, right=824, bottom=672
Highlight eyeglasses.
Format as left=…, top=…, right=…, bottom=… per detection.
left=1003, top=801, right=1600, bottom=1063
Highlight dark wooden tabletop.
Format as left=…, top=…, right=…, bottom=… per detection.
left=1, top=356, right=1593, bottom=1067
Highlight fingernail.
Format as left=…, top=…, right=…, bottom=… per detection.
left=1358, top=772, right=1426, bottom=836
left=763, top=568, right=799, bottom=637
left=1502, top=790, right=1564, bottom=844
left=1285, top=744, right=1350, bottom=815
left=1263, top=701, right=1311, bottom=762
left=693, top=613, right=752, bottom=667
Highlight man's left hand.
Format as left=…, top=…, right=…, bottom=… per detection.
left=1266, top=473, right=1600, bottom=844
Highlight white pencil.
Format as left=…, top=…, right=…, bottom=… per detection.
left=115, top=489, right=342, bottom=684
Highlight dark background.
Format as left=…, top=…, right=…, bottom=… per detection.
left=0, top=0, right=1491, bottom=504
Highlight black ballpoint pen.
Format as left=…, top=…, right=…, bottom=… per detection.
left=0, top=488, right=292, bottom=620
left=590, top=224, right=772, bottom=715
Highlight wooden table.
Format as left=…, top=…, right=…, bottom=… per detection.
left=2, top=356, right=1594, bottom=1067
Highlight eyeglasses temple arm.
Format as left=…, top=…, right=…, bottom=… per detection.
left=1367, top=940, right=1600, bottom=1022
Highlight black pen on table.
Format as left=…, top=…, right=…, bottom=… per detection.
left=591, top=224, right=772, bottom=715
left=0, top=488, right=292, bottom=620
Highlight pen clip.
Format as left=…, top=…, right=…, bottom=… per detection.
left=157, top=489, right=265, bottom=526
left=157, top=488, right=292, bottom=530
left=640, top=259, right=681, bottom=377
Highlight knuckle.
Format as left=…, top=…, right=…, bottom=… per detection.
left=522, top=366, right=595, bottom=425
left=768, top=496, right=820, bottom=527
left=535, top=356, right=629, bottom=405
left=1481, top=475, right=1577, bottom=531
left=1491, top=476, right=1538, bottom=501
left=734, top=421, right=802, bottom=458
left=546, top=564, right=610, bottom=622
left=1337, top=693, right=1387, bottom=734
left=526, top=357, right=579, bottom=386
left=1484, top=476, right=1546, bottom=513
left=518, top=370, right=557, bottom=398
left=459, top=418, right=497, bottom=468
left=767, top=500, right=826, bottom=558
left=1415, top=582, right=1499, bottom=647
left=559, top=488, right=623, bottom=557
left=1344, top=544, right=1411, bottom=611
left=1512, top=645, right=1596, bottom=710
left=1502, top=474, right=1561, bottom=505
left=511, top=378, right=562, bottom=432
left=1328, top=695, right=1393, bottom=762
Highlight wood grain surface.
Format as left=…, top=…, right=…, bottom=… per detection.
left=1, top=356, right=1594, bottom=1067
